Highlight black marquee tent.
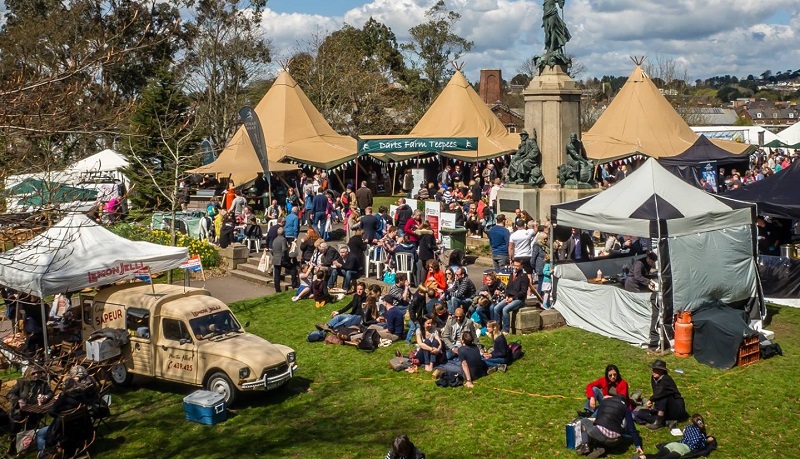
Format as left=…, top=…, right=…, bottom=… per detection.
left=550, top=159, right=764, bottom=359
left=724, top=159, right=800, bottom=220
left=658, top=135, right=752, bottom=187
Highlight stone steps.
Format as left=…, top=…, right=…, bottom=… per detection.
left=229, top=267, right=272, bottom=287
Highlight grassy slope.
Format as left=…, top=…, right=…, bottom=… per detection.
left=90, top=297, right=800, bottom=459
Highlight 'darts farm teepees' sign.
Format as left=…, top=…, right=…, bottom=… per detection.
left=358, top=138, right=478, bottom=155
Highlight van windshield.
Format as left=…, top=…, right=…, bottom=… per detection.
left=189, top=311, right=242, bottom=340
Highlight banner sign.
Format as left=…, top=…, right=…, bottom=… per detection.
left=358, top=137, right=478, bottom=155
left=239, top=106, right=270, bottom=187
left=425, top=201, right=441, bottom=239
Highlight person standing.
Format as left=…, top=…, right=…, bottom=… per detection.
left=564, top=227, right=594, bottom=261
left=355, top=180, right=373, bottom=215
left=284, top=207, right=300, bottom=242
left=508, top=218, right=535, bottom=285
left=228, top=189, right=247, bottom=219
left=311, top=187, right=329, bottom=238
left=488, top=214, right=510, bottom=270
left=271, top=227, right=297, bottom=293
left=394, top=198, right=413, bottom=235
left=360, top=207, right=380, bottom=244
left=403, top=169, right=415, bottom=199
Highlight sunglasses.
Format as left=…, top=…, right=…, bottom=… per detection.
left=608, top=373, right=618, bottom=378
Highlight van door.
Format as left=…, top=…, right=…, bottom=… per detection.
left=124, top=307, right=153, bottom=376
left=155, top=318, right=198, bottom=384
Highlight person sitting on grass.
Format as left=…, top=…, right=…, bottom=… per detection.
left=579, top=364, right=629, bottom=419
left=577, top=395, right=644, bottom=459
left=312, top=270, right=332, bottom=308
left=387, top=273, right=411, bottom=312
left=324, top=282, right=367, bottom=329
left=458, top=331, right=486, bottom=388
left=386, top=434, right=425, bottom=459
left=381, top=295, right=405, bottom=341
left=292, top=264, right=313, bottom=302
left=441, top=307, right=477, bottom=360
left=406, top=285, right=429, bottom=343
left=415, top=313, right=443, bottom=372
left=634, top=360, right=688, bottom=430
left=632, top=414, right=715, bottom=459
left=482, top=320, right=509, bottom=373
left=433, top=302, right=449, bottom=330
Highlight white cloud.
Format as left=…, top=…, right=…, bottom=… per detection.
left=258, top=0, right=800, bottom=84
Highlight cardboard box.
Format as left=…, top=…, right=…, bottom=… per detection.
left=85, top=337, right=121, bottom=362
left=183, top=390, right=227, bottom=425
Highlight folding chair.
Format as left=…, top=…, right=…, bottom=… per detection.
left=245, top=236, right=261, bottom=252
left=394, top=253, right=415, bottom=285
left=365, top=246, right=385, bottom=279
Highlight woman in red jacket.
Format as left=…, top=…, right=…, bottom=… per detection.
left=579, top=364, right=629, bottom=418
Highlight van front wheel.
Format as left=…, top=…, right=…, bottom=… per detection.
left=110, top=363, right=134, bottom=386
left=206, top=372, right=237, bottom=406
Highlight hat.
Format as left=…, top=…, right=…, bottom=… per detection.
left=346, top=184, right=354, bottom=190
left=650, top=359, right=668, bottom=372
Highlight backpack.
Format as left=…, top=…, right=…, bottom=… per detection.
left=508, top=341, right=524, bottom=362
left=206, top=204, right=217, bottom=218
left=358, top=328, right=381, bottom=351
left=435, top=370, right=463, bottom=388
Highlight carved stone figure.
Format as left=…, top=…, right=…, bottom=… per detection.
left=558, top=132, right=594, bottom=186
left=536, top=0, right=572, bottom=71
left=508, top=131, right=545, bottom=186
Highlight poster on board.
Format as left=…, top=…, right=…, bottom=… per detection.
left=701, top=161, right=718, bottom=193
left=425, top=201, right=441, bottom=239
left=440, top=212, right=457, bottom=230
left=411, top=169, right=426, bottom=195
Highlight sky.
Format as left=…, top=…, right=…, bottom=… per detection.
left=260, top=0, right=800, bottom=84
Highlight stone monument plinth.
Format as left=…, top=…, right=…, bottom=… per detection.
left=496, top=184, right=539, bottom=217
left=523, top=64, right=582, bottom=187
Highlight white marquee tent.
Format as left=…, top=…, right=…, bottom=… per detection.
left=0, top=213, right=188, bottom=297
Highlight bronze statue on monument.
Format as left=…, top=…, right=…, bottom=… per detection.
left=558, top=132, right=594, bottom=187
left=508, top=130, right=545, bottom=186
left=535, top=0, right=572, bottom=71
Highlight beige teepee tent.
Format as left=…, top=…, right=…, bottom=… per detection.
left=191, top=70, right=356, bottom=185
left=584, top=64, right=752, bottom=162
left=364, top=71, right=519, bottom=162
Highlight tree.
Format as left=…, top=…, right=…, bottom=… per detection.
left=290, top=21, right=418, bottom=136
left=0, top=0, right=189, bottom=176
left=511, top=73, right=531, bottom=87
left=182, top=0, right=272, bottom=154
left=122, top=70, right=202, bottom=212
left=402, top=0, right=473, bottom=103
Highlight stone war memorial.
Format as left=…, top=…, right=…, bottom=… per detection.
left=496, top=0, right=600, bottom=221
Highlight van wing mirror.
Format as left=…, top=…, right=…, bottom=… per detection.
left=179, top=338, right=191, bottom=345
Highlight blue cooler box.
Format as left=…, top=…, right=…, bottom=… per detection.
left=183, top=390, right=227, bottom=425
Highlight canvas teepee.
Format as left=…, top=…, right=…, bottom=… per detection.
left=583, top=64, right=752, bottom=161
left=191, top=70, right=356, bottom=185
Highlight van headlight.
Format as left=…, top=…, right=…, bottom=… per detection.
left=287, top=352, right=296, bottom=363
left=239, top=367, right=250, bottom=379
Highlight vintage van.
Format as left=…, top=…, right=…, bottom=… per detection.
left=80, top=284, right=296, bottom=405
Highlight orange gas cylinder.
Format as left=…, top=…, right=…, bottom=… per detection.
left=674, top=311, right=693, bottom=357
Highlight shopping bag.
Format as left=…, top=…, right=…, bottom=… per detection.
left=257, top=250, right=270, bottom=272
left=324, top=216, right=333, bottom=233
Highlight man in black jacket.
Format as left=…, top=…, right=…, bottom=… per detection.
left=359, top=207, right=380, bottom=244
left=634, top=359, right=687, bottom=429
left=491, top=260, right=530, bottom=332
left=394, top=198, right=413, bottom=235
left=328, top=246, right=360, bottom=292
left=578, top=395, right=644, bottom=458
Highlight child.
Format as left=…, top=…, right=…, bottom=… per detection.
left=541, top=255, right=552, bottom=309
left=312, top=270, right=331, bottom=308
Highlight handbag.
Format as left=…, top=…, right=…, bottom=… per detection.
left=16, top=429, right=36, bottom=453
left=257, top=250, right=270, bottom=272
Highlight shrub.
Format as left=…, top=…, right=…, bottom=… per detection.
left=109, top=223, right=220, bottom=268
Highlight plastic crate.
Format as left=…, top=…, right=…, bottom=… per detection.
left=737, top=335, right=760, bottom=367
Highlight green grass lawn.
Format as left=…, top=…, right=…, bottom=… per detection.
left=86, top=296, right=800, bottom=459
